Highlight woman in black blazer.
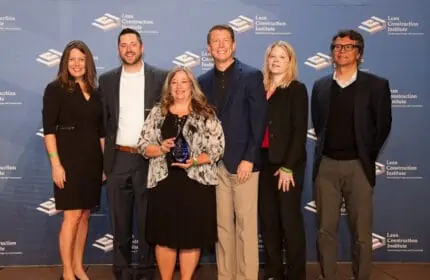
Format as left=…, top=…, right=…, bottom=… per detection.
left=259, top=41, right=308, bottom=280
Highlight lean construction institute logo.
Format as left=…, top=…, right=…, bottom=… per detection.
left=358, top=16, right=387, bottom=34
left=92, top=234, right=114, bottom=252
left=304, top=53, right=332, bottom=70
left=372, top=233, right=386, bottom=250
left=36, top=49, right=62, bottom=67
left=229, top=15, right=254, bottom=33
left=92, top=13, right=121, bottom=31
left=305, top=200, right=348, bottom=216
left=36, top=197, right=62, bottom=216
left=172, top=51, right=200, bottom=68
left=375, top=162, right=386, bottom=176
left=307, top=128, right=317, bottom=141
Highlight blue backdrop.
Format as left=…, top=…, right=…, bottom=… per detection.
left=0, top=0, right=429, bottom=266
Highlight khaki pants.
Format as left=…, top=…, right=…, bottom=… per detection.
left=216, top=162, right=259, bottom=280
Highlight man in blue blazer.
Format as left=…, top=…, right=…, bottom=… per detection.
left=99, top=28, right=167, bottom=280
left=311, top=30, right=392, bottom=280
left=198, top=24, right=267, bottom=280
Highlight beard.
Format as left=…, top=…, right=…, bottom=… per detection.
left=120, top=51, right=143, bottom=66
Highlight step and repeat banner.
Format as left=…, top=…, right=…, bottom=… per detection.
left=0, top=0, right=429, bottom=266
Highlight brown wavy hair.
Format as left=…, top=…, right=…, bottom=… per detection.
left=262, top=40, right=298, bottom=91
left=56, top=40, right=97, bottom=93
left=160, top=67, right=215, bottom=118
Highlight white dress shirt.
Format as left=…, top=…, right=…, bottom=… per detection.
left=116, top=64, right=145, bottom=147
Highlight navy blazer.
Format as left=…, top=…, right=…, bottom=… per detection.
left=311, top=70, right=392, bottom=186
left=198, top=59, right=267, bottom=173
left=99, top=63, right=167, bottom=175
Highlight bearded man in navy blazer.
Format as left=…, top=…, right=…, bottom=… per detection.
left=198, top=24, right=267, bottom=280
left=99, top=28, right=167, bottom=280
left=311, top=30, right=392, bottom=280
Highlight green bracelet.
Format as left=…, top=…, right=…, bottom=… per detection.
left=280, top=167, right=293, bottom=174
left=192, top=157, right=198, bottom=166
left=48, top=152, right=58, bottom=158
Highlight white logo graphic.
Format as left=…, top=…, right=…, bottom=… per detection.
left=229, top=15, right=254, bottom=33
left=36, top=198, right=63, bottom=216
left=36, top=128, right=44, bottom=137
left=92, top=13, right=121, bottom=31
left=307, top=128, right=317, bottom=141
left=92, top=234, right=114, bottom=252
left=304, top=200, right=347, bottom=216
left=36, top=49, right=62, bottom=67
left=304, top=53, right=332, bottom=70
left=358, top=16, right=387, bottom=34
left=375, top=162, right=386, bottom=176
left=172, top=51, right=200, bottom=68
left=372, top=233, right=386, bottom=250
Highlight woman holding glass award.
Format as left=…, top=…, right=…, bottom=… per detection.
left=137, top=66, right=224, bottom=280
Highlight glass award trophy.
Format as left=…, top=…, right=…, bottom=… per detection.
left=171, top=117, right=190, bottom=163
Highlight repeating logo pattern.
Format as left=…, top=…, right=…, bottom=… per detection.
left=36, top=198, right=62, bottom=216
left=304, top=53, right=332, bottom=70
left=92, top=234, right=114, bottom=252
left=307, top=128, right=317, bottom=141
left=358, top=16, right=387, bottom=34
left=172, top=51, right=200, bottom=68
left=304, top=200, right=348, bottom=216
left=36, top=128, right=44, bottom=138
left=229, top=15, right=254, bottom=33
left=36, top=49, right=62, bottom=67
left=92, top=13, right=121, bottom=31
left=372, top=233, right=387, bottom=250
left=375, top=162, right=386, bottom=176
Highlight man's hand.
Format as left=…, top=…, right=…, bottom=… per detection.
left=237, top=160, right=254, bottom=184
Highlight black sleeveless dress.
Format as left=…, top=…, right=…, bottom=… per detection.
left=42, top=81, right=104, bottom=210
left=146, top=112, right=217, bottom=249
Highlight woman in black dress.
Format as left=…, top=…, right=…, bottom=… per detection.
left=42, top=40, right=104, bottom=280
left=138, top=67, right=224, bottom=280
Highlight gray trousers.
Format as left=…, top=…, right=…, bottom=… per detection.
left=315, top=156, right=373, bottom=280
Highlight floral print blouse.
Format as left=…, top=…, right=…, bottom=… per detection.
left=138, top=104, right=225, bottom=188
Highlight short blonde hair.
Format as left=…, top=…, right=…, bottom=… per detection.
left=160, top=66, right=215, bottom=118
left=262, top=40, right=298, bottom=90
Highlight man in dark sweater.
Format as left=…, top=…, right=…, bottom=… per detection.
left=311, top=30, right=392, bottom=280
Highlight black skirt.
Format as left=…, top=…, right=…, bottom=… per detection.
left=146, top=167, right=217, bottom=249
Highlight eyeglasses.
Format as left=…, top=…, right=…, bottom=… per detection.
left=331, top=44, right=359, bottom=52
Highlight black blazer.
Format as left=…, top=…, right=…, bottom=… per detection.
left=266, top=81, right=308, bottom=173
left=311, top=71, right=392, bottom=186
left=198, top=59, right=267, bottom=173
left=99, top=63, right=167, bottom=174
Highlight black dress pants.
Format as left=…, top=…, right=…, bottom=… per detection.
left=258, top=149, right=306, bottom=280
left=107, top=151, right=154, bottom=280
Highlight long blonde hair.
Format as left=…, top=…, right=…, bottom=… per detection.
left=160, top=66, right=215, bottom=118
left=262, top=40, right=298, bottom=90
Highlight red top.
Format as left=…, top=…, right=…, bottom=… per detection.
left=261, top=89, right=275, bottom=148
left=261, top=127, right=269, bottom=148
